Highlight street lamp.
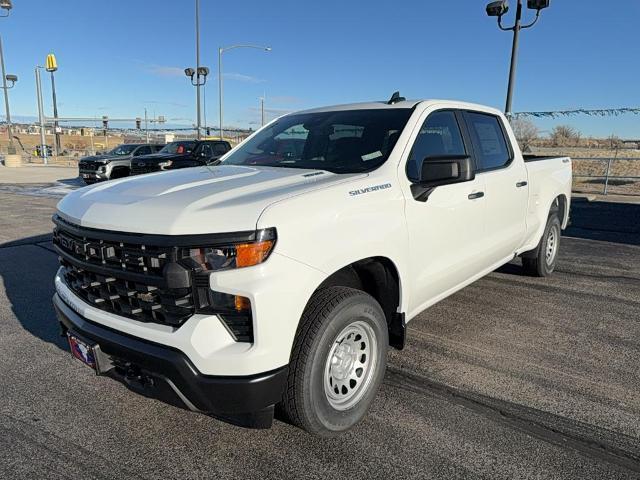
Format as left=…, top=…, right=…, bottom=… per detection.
left=218, top=44, right=271, bottom=140
left=185, top=66, right=209, bottom=139
left=0, top=37, right=17, bottom=152
left=0, top=0, right=12, bottom=17
left=0, top=0, right=14, bottom=153
left=45, top=53, right=61, bottom=156
left=486, top=0, right=551, bottom=117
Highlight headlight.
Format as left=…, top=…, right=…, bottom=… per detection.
left=186, top=228, right=277, bottom=343
left=185, top=228, right=276, bottom=271
left=158, top=160, right=173, bottom=168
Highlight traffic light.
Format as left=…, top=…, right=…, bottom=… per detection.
left=206, top=127, right=211, bottom=136
left=102, top=116, right=108, bottom=136
left=136, top=118, right=141, bottom=129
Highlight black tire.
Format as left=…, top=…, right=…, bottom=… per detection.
left=280, top=286, right=388, bottom=436
left=110, top=168, right=129, bottom=180
left=522, top=214, right=561, bottom=277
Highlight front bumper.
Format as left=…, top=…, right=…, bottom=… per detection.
left=53, top=293, right=287, bottom=428
left=79, top=170, right=108, bottom=183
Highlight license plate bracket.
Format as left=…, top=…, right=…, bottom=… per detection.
left=67, top=332, right=112, bottom=374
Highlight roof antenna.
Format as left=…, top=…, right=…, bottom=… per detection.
left=387, top=91, right=405, bottom=105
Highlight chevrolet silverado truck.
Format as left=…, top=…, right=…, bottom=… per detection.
left=78, top=143, right=164, bottom=184
left=130, top=139, right=231, bottom=175
left=52, top=95, right=571, bottom=436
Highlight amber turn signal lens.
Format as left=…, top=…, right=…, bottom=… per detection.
left=235, top=240, right=275, bottom=268
left=234, top=295, right=251, bottom=312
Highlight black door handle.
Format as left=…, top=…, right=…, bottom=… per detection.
left=516, top=181, right=528, bottom=188
left=468, top=192, right=485, bottom=200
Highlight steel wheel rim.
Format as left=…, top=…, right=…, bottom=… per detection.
left=324, top=320, right=378, bottom=411
left=546, top=225, right=559, bottom=265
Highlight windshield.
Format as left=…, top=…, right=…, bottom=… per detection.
left=221, top=109, right=412, bottom=173
left=159, top=141, right=196, bottom=155
left=108, top=144, right=138, bottom=156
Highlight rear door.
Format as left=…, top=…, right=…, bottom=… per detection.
left=403, top=109, right=488, bottom=313
left=462, top=111, right=528, bottom=265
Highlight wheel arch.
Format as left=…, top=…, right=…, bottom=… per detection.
left=313, top=256, right=406, bottom=350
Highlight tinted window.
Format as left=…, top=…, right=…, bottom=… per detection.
left=159, top=141, right=196, bottom=155
left=212, top=143, right=230, bottom=155
left=465, top=112, right=511, bottom=171
left=221, top=109, right=412, bottom=173
left=407, top=111, right=466, bottom=181
left=134, top=145, right=151, bottom=156
left=198, top=143, right=213, bottom=157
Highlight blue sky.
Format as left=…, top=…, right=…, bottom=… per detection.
left=1, top=0, right=639, bottom=137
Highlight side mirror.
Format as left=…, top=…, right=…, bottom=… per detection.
left=416, top=155, right=474, bottom=187
left=410, top=155, right=475, bottom=201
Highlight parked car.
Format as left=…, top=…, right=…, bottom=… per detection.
left=78, top=143, right=164, bottom=184
left=130, top=140, right=232, bottom=175
left=52, top=96, right=572, bottom=435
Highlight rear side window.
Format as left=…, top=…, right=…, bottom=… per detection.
left=464, top=112, right=511, bottom=171
left=213, top=143, right=230, bottom=155
left=407, top=110, right=466, bottom=181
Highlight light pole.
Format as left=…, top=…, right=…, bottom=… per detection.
left=184, top=66, right=209, bottom=139
left=35, top=66, right=47, bottom=164
left=0, top=36, right=17, bottom=153
left=486, top=0, right=550, bottom=117
left=218, top=44, right=271, bottom=140
left=0, top=0, right=15, bottom=153
left=45, top=53, right=61, bottom=156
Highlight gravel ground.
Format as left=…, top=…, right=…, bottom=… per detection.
left=0, top=190, right=639, bottom=479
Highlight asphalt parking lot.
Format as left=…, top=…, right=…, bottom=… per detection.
left=0, top=175, right=639, bottom=479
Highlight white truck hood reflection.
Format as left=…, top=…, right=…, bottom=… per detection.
left=57, top=165, right=358, bottom=234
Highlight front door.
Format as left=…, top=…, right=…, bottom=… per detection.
left=403, top=109, right=488, bottom=316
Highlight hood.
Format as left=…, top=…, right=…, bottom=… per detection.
left=79, top=154, right=114, bottom=164
left=57, top=165, right=362, bottom=235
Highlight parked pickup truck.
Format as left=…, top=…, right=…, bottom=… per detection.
left=130, top=139, right=232, bottom=175
left=52, top=96, right=571, bottom=436
left=78, top=143, right=164, bottom=184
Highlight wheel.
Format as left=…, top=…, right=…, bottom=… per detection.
left=280, top=286, right=388, bottom=436
left=522, top=214, right=561, bottom=277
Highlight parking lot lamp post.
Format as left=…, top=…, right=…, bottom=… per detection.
left=0, top=0, right=15, bottom=153
left=486, top=0, right=551, bottom=117
left=0, top=36, right=17, bottom=153
left=218, top=44, right=271, bottom=140
left=45, top=53, right=61, bottom=156
left=35, top=66, right=47, bottom=164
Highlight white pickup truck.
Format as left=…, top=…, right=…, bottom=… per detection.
left=52, top=95, right=572, bottom=436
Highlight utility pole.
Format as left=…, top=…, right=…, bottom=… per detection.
left=35, top=66, right=47, bottom=164
left=260, top=96, right=265, bottom=126
left=144, top=108, right=149, bottom=143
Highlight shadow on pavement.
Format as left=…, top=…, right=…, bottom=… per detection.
left=566, top=199, right=640, bottom=246
left=0, top=234, right=66, bottom=350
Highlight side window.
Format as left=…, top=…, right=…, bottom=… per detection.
left=134, top=146, right=151, bottom=156
left=199, top=143, right=213, bottom=157
left=407, top=110, right=466, bottom=181
left=212, top=143, right=229, bottom=155
left=464, top=112, right=511, bottom=171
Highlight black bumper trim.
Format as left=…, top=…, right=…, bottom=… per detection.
left=53, top=293, right=287, bottom=426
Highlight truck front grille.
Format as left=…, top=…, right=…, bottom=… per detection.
left=79, top=163, right=99, bottom=172
left=53, top=217, right=195, bottom=327
left=131, top=164, right=160, bottom=175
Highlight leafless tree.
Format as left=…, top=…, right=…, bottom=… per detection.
left=550, top=125, right=580, bottom=147
left=510, top=117, right=539, bottom=152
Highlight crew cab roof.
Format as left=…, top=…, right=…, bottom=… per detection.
left=294, top=99, right=504, bottom=117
